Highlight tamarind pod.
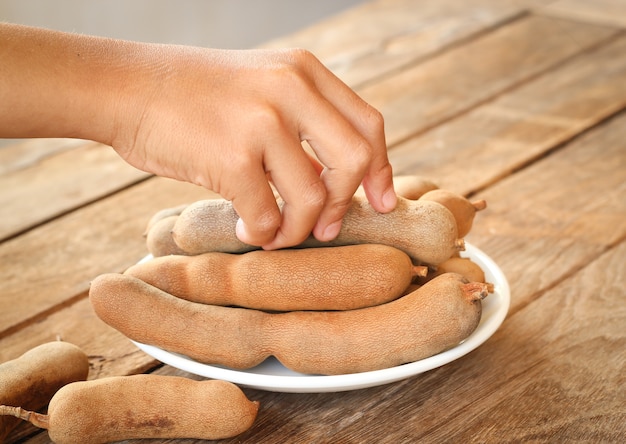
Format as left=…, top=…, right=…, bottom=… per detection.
left=173, top=195, right=463, bottom=265
left=143, top=203, right=188, bottom=235
left=300, top=196, right=463, bottom=265
left=269, top=272, right=489, bottom=374
left=418, top=189, right=487, bottom=238
left=172, top=198, right=257, bottom=255
left=145, top=215, right=187, bottom=257
left=0, top=342, right=89, bottom=441
left=0, top=375, right=258, bottom=443
left=90, top=273, right=489, bottom=375
left=419, top=256, right=487, bottom=285
left=125, top=244, right=425, bottom=311
left=90, top=274, right=268, bottom=370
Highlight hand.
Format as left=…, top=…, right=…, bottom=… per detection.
left=0, top=24, right=396, bottom=249
left=112, top=47, right=397, bottom=249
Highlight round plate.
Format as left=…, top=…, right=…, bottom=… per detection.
left=132, top=243, right=510, bottom=393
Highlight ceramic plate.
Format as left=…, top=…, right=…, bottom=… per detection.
left=132, top=243, right=510, bottom=392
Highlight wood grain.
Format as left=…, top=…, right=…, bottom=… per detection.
left=3, top=86, right=624, bottom=443
left=0, top=142, right=149, bottom=241
left=0, top=138, right=87, bottom=176
left=0, top=0, right=526, bottom=246
left=470, top=111, right=626, bottom=313
left=358, top=14, right=618, bottom=147
left=263, top=0, right=526, bottom=87
left=2, top=1, right=626, bottom=443
left=0, top=177, right=211, bottom=339
left=387, top=34, right=626, bottom=194
left=539, top=0, right=626, bottom=28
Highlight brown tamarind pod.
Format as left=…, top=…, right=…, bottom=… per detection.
left=125, top=244, right=426, bottom=311
left=418, top=189, right=486, bottom=237
left=173, top=195, right=463, bottom=265
left=90, top=272, right=490, bottom=375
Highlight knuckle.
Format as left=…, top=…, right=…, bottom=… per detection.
left=365, top=106, right=385, bottom=131
left=253, top=206, right=282, bottom=234
left=301, top=179, right=327, bottom=210
left=348, top=139, right=374, bottom=172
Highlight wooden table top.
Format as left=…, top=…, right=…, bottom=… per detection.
left=2, top=0, right=625, bottom=442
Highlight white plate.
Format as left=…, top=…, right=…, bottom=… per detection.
left=132, top=243, right=510, bottom=393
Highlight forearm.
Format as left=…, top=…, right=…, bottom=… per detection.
left=0, top=23, right=396, bottom=249
left=0, top=23, right=155, bottom=145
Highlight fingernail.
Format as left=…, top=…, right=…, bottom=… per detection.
left=235, top=218, right=249, bottom=243
left=382, top=188, right=397, bottom=210
left=322, top=220, right=342, bottom=241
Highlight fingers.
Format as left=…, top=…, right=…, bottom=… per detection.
left=282, top=56, right=393, bottom=241
left=303, top=53, right=396, bottom=215
left=218, top=49, right=397, bottom=248
left=230, top=165, right=281, bottom=247
left=230, top=126, right=326, bottom=250
left=262, top=144, right=326, bottom=250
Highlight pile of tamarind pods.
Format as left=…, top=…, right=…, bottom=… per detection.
left=93, top=174, right=494, bottom=375
left=0, top=175, right=494, bottom=443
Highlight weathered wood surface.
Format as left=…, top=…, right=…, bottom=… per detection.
left=358, top=14, right=618, bottom=146
left=0, top=141, right=149, bottom=242
left=1, top=0, right=625, bottom=442
left=263, top=0, right=527, bottom=87
left=539, top=0, right=626, bottom=27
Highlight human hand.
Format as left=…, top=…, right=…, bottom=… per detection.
left=0, top=23, right=395, bottom=249
left=112, top=47, right=396, bottom=249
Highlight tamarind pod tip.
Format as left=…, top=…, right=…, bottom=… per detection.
left=462, top=282, right=491, bottom=301
left=472, top=200, right=487, bottom=211
left=412, top=265, right=429, bottom=277
left=0, top=405, right=50, bottom=430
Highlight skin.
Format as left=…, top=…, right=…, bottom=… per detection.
left=0, top=23, right=396, bottom=250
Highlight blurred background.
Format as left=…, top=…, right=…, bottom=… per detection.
left=0, top=0, right=363, bottom=48
left=0, top=0, right=364, bottom=147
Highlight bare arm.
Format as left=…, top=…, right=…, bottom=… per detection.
left=0, top=23, right=396, bottom=248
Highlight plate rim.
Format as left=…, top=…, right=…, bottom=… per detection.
left=132, top=242, right=510, bottom=392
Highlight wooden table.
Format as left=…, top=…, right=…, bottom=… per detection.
left=2, top=0, right=625, bottom=442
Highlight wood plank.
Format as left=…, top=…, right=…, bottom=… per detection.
left=469, top=111, right=626, bottom=313
left=538, top=0, right=626, bottom=28
left=358, top=14, right=618, bottom=147
left=0, top=142, right=149, bottom=241
left=392, top=240, right=626, bottom=442
left=263, top=0, right=527, bottom=87
left=387, top=34, right=626, bottom=195
left=0, top=177, right=213, bottom=338
left=0, top=138, right=87, bottom=176
left=0, top=296, right=157, bottom=380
